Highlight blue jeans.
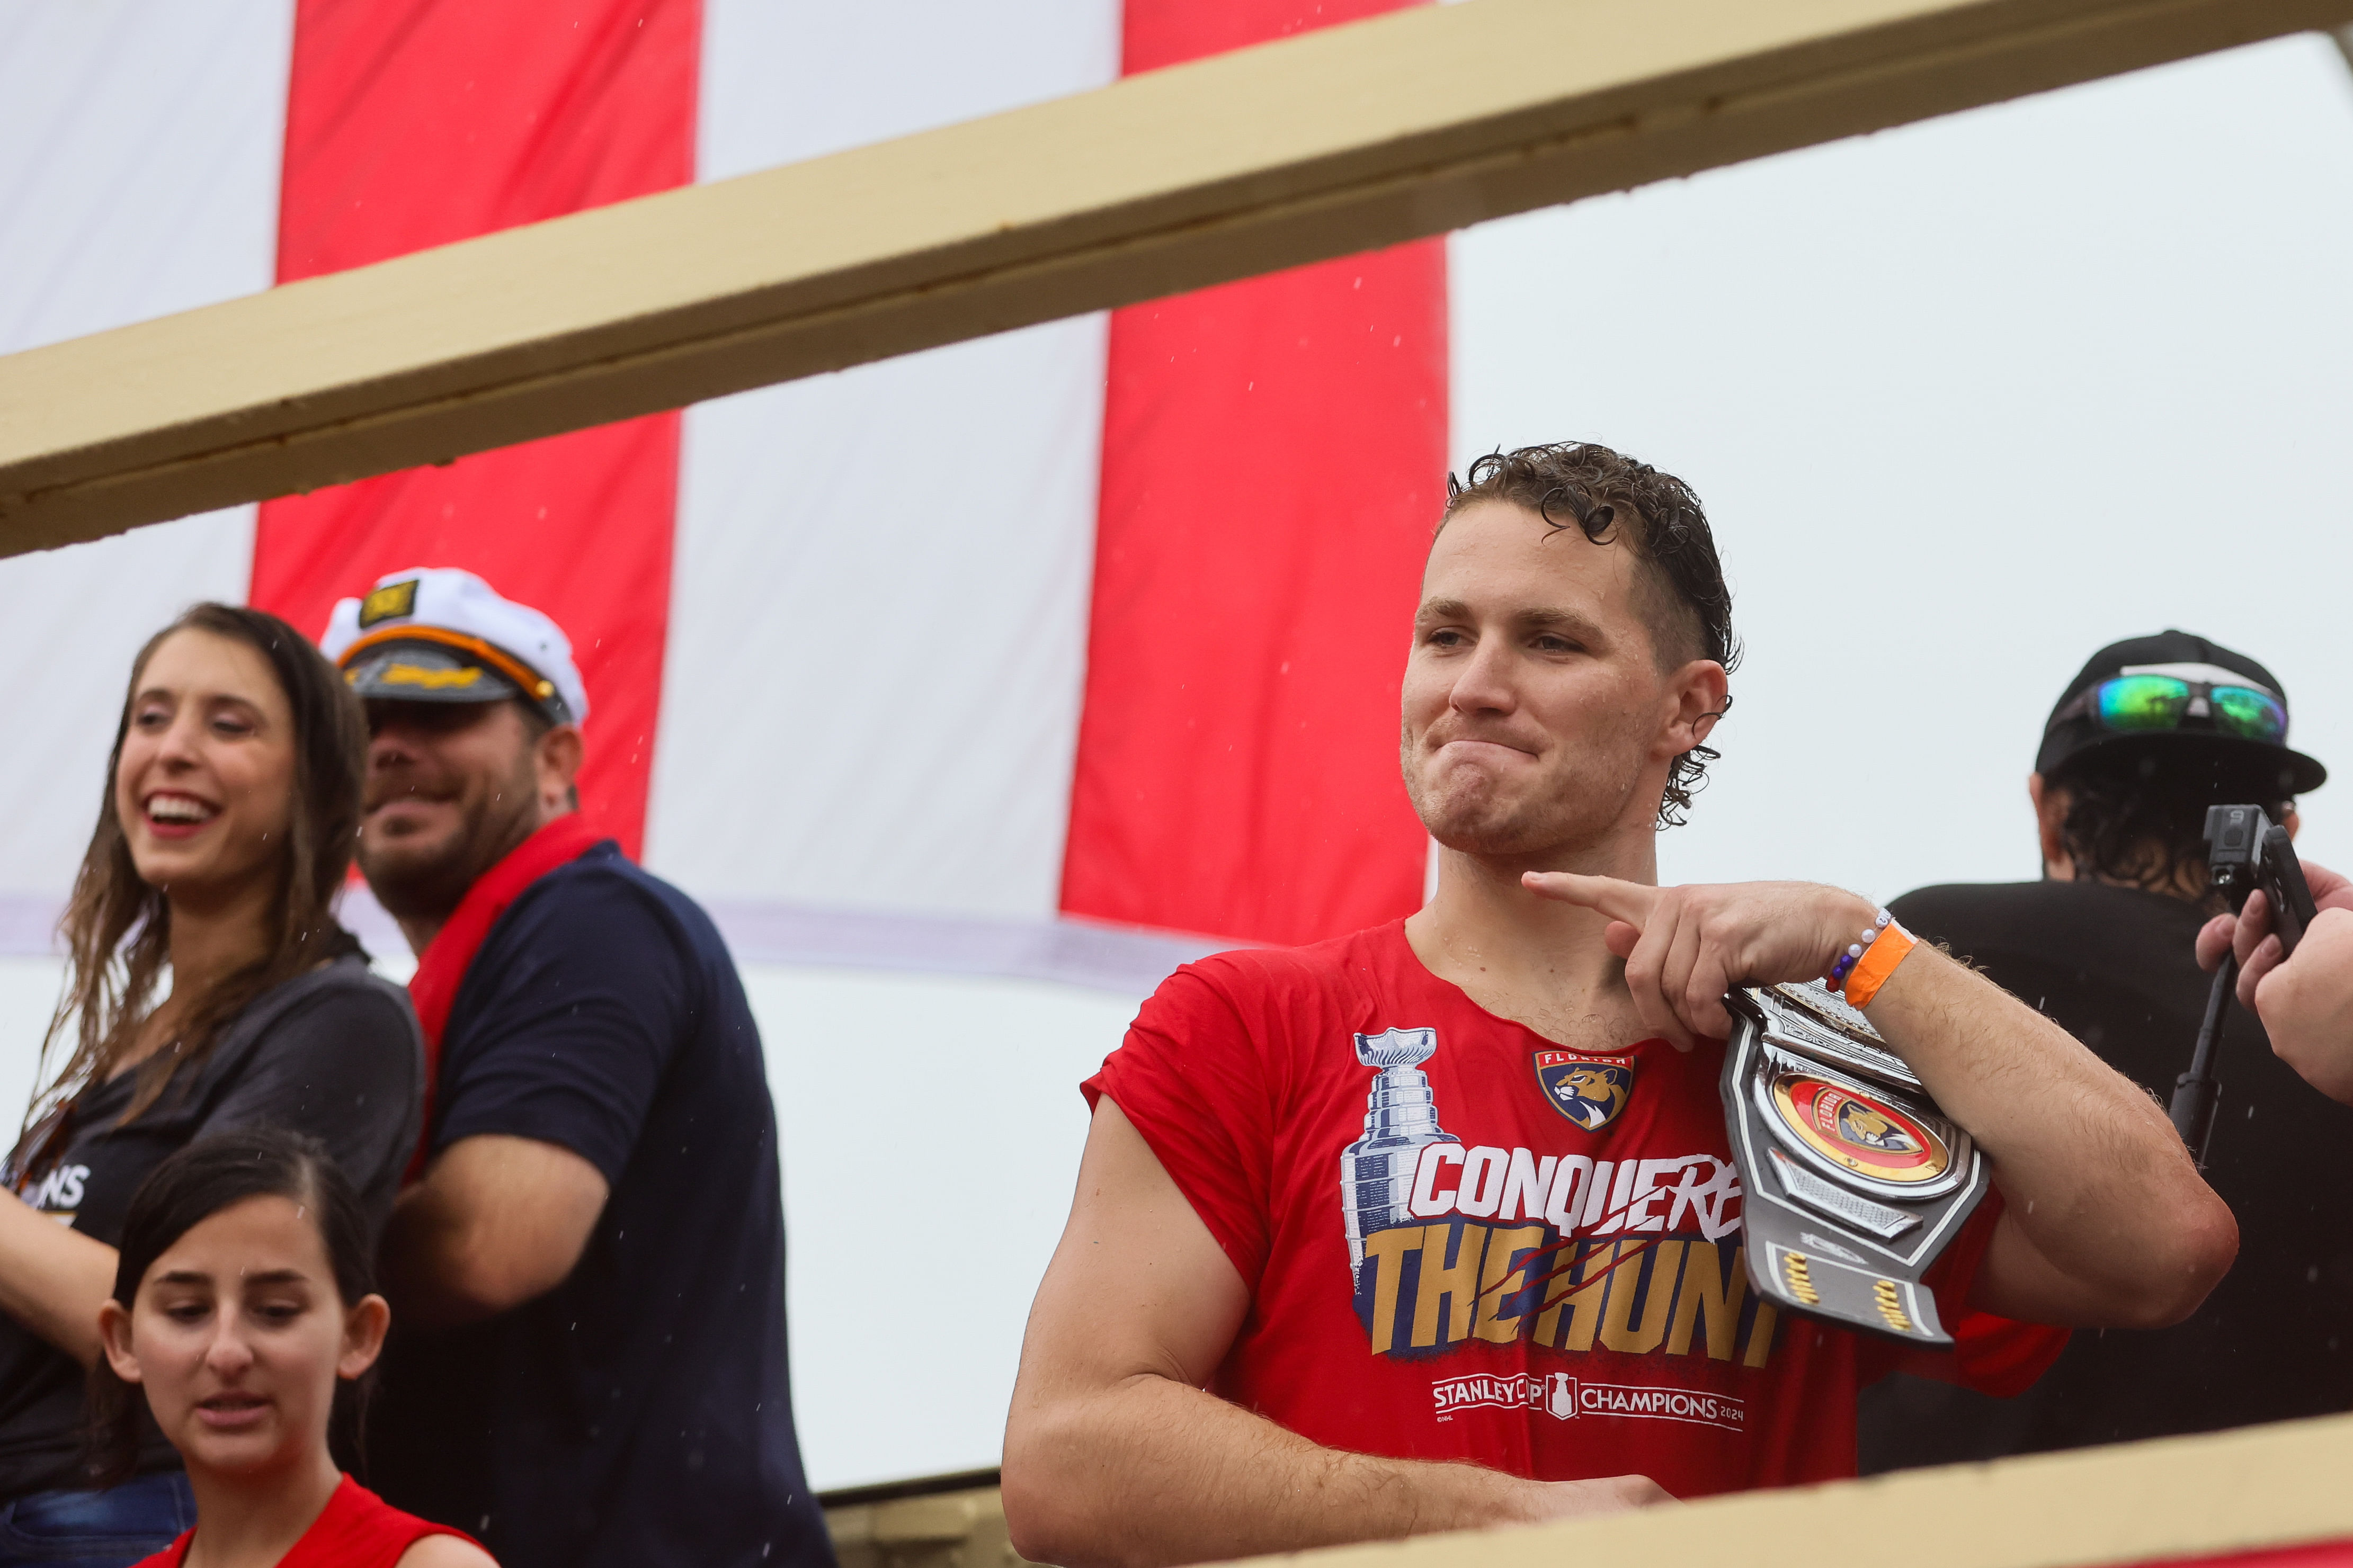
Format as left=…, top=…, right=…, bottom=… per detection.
left=0, top=1473, right=195, bottom=1567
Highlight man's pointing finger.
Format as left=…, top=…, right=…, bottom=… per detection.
left=1523, top=872, right=1660, bottom=926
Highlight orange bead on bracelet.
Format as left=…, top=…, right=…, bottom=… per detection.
left=1843, top=921, right=1918, bottom=1010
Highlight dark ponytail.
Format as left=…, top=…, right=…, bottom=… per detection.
left=83, top=1130, right=377, bottom=1488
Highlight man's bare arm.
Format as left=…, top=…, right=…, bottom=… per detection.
left=1001, top=1098, right=1663, bottom=1568
left=379, top=1134, right=610, bottom=1327
left=1861, top=944, right=2236, bottom=1328
left=1524, top=874, right=2235, bottom=1332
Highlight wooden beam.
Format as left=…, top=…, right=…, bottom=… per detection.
left=5, top=0, right=2351, bottom=555
left=1234, top=1411, right=2353, bottom=1568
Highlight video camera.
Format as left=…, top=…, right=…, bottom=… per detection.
left=2168, top=804, right=2320, bottom=1164
left=2203, top=804, right=2316, bottom=958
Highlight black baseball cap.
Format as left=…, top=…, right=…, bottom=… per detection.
left=2038, top=630, right=2326, bottom=796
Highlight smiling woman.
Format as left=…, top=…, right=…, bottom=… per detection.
left=0, top=607, right=424, bottom=1567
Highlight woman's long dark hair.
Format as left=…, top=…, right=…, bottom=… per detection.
left=13, top=605, right=366, bottom=1167
left=84, top=1130, right=377, bottom=1488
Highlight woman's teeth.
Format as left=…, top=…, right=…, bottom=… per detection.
left=147, top=797, right=215, bottom=823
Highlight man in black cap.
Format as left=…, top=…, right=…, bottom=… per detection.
left=1859, top=630, right=2353, bottom=1466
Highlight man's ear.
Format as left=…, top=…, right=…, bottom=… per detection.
left=2029, top=773, right=2074, bottom=881
left=97, top=1300, right=142, bottom=1386
left=534, top=723, right=584, bottom=817
left=2285, top=807, right=2302, bottom=841
left=1660, top=659, right=1730, bottom=757
left=339, top=1294, right=391, bottom=1381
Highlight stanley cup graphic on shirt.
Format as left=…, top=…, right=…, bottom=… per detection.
left=1341, top=1027, right=1459, bottom=1285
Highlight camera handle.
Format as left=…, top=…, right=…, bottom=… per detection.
left=2169, top=954, right=2237, bottom=1169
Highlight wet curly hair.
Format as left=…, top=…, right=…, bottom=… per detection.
left=1441, top=442, right=1741, bottom=827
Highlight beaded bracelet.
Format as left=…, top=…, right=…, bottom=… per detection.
left=1825, top=907, right=1894, bottom=992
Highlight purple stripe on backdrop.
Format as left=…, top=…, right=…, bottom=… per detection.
left=0, top=892, right=1229, bottom=999
left=0, top=899, right=61, bottom=958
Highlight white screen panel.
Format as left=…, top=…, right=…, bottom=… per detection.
left=754, top=962, right=1138, bottom=1490
left=0, top=0, right=291, bottom=917
left=654, top=0, right=1121, bottom=920
left=658, top=323, right=1109, bottom=919
left=698, top=0, right=1121, bottom=177
left=0, top=0, right=291, bottom=352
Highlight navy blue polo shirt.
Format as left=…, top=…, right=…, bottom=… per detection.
left=369, top=842, right=834, bottom=1568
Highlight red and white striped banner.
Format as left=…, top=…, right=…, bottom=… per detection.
left=0, top=0, right=1443, bottom=980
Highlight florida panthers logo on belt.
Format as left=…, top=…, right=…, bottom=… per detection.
left=1768, top=1071, right=1950, bottom=1185
left=1532, top=1051, right=1634, bottom=1132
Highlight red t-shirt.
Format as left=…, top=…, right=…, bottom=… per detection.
left=1085, top=921, right=2062, bottom=1498
left=136, top=1475, right=477, bottom=1568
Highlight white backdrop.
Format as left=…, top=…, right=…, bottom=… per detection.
left=0, top=0, right=281, bottom=910
left=654, top=0, right=1121, bottom=919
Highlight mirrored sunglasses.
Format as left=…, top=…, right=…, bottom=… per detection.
left=2055, top=674, right=2287, bottom=745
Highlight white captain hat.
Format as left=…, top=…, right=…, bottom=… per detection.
left=320, top=568, right=589, bottom=726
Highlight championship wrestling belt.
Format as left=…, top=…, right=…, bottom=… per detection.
left=1720, top=983, right=1987, bottom=1347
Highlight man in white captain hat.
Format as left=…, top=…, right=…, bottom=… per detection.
left=321, top=568, right=833, bottom=1568
left=326, top=570, right=590, bottom=916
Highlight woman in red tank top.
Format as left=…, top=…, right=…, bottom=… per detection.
left=86, top=1131, right=494, bottom=1568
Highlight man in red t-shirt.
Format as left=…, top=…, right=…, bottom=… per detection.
left=1001, top=443, right=2238, bottom=1567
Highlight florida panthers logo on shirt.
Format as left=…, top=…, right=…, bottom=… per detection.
left=1336, top=1028, right=1755, bottom=1372
left=1534, top=1051, right=1634, bottom=1131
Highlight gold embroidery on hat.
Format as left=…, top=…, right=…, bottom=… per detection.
left=358, top=580, right=419, bottom=628
left=379, top=662, right=484, bottom=692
